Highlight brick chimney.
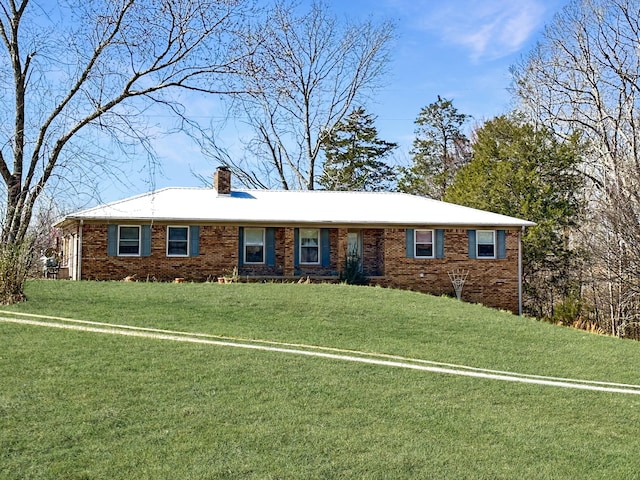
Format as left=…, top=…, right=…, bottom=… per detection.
left=213, top=166, right=232, bottom=195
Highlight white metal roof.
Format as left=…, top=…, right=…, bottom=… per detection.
left=56, top=187, right=535, bottom=228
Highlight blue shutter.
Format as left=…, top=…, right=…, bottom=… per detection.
left=321, top=229, right=330, bottom=267
left=266, top=227, right=276, bottom=266
left=189, top=226, right=200, bottom=257
left=238, top=227, right=244, bottom=267
left=141, top=225, right=151, bottom=257
left=497, top=230, right=506, bottom=259
left=107, top=224, right=117, bottom=256
left=436, top=229, right=445, bottom=259
left=406, top=229, right=415, bottom=258
left=294, top=228, right=299, bottom=267
left=468, top=230, right=477, bottom=259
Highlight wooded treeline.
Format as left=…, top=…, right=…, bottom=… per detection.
left=510, top=0, right=640, bottom=336
left=314, top=0, right=640, bottom=334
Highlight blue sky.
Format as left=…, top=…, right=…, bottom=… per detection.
left=331, top=0, right=566, bottom=155
left=104, top=0, right=568, bottom=201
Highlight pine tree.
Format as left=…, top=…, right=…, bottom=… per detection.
left=319, top=107, right=397, bottom=191
left=397, top=96, right=471, bottom=199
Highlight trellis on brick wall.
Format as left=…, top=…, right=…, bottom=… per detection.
left=448, top=269, right=469, bottom=301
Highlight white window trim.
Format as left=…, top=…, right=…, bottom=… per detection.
left=299, top=228, right=320, bottom=265
left=244, top=227, right=265, bottom=264
left=414, top=229, right=435, bottom=259
left=166, top=226, right=189, bottom=257
left=118, top=225, right=141, bottom=257
left=476, top=230, right=496, bottom=259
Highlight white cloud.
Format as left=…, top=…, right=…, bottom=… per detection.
left=414, top=0, right=546, bottom=61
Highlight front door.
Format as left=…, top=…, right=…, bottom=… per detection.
left=347, top=231, right=362, bottom=271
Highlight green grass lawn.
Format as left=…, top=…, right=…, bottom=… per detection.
left=2, top=280, right=640, bottom=479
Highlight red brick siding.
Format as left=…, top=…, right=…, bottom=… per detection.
left=79, top=224, right=239, bottom=281
left=379, top=228, right=520, bottom=312
left=73, top=223, right=521, bottom=312
left=363, top=228, right=385, bottom=276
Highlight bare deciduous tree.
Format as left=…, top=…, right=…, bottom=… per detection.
left=0, top=0, right=253, bottom=302
left=511, top=0, right=640, bottom=333
left=213, top=1, right=394, bottom=190
left=0, top=0, right=251, bottom=245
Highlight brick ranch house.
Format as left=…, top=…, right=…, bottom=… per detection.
left=54, top=168, right=534, bottom=313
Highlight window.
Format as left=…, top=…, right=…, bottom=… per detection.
left=300, top=229, right=320, bottom=264
left=244, top=228, right=265, bottom=263
left=118, top=226, right=140, bottom=256
left=477, top=230, right=496, bottom=258
left=415, top=230, right=434, bottom=258
left=167, top=226, right=189, bottom=256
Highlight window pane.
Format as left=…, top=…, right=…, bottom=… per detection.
left=300, top=229, right=319, bottom=246
left=168, top=227, right=188, bottom=241
left=245, top=228, right=264, bottom=245
left=415, top=244, right=433, bottom=257
left=414, top=230, right=434, bottom=258
left=300, top=229, right=319, bottom=263
left=119, top=226, right=140, bottom=255
left=119, top=243, right=139, bottom=255
left=167, top=227, right=188, bottom=256
left=120, top=226, right=139, bottom=240
left=168, top=241, right=188, bottom=255
left=301, top=247, right=318, bottom=263
left=246, top=245, right=264, bottom=263
left=477, top=231, right=494, bottom=244
left=477, top=230, right=495, bottom=257
left=415, top=230, right=433, bottom=243
left=478, top=244, right=495, bottom=257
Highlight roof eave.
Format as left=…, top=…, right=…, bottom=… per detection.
left=58, top=216, right=536, bottom=229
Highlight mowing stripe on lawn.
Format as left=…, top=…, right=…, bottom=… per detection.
left=3, top=310, right=637, bottom=390
left=2, top=312, right=640, bottom=395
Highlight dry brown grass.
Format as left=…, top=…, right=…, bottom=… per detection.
left=569, top=318, right=607, bottom=336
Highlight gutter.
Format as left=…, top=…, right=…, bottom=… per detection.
left=518, top=226, right=524, bottom=316
left=77, top=220, right=83, bottom=281
left=57, top=216, right=534, bottom=230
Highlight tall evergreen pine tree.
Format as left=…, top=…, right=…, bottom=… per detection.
left=319, top=107, right=397, bottom=191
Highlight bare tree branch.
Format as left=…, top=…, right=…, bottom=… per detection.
left=207, top=0, right=394, bottom=190
left=0, top=0, right=254, bottom=244
left=512, top=0, right=640, bottom=332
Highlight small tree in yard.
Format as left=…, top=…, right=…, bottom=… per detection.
left=339, top=247, right=369, bottom=286
left=0, top=242, right=33, bottom=303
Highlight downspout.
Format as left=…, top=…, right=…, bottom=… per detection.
left=77, top=220, right=83, bottom=281
left=518, top=226, right=524, bottom=316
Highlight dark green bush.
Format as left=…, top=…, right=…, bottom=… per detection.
left=339, top=251, right=369, bottom=286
